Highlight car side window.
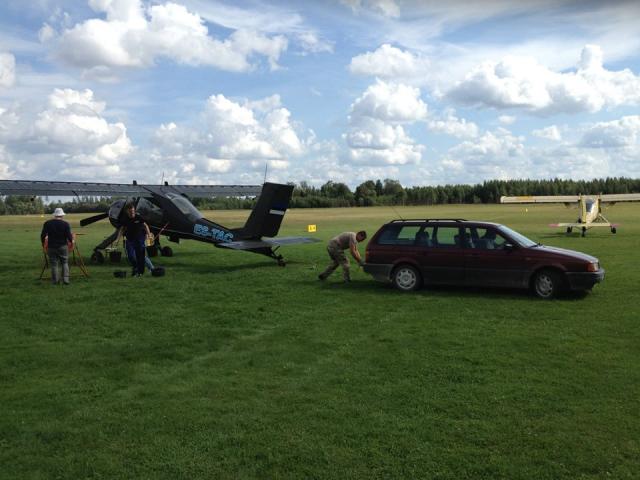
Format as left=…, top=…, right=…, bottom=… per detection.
left=433, top=226, right=460, bottom=248
left=468, top=227, right=508, bottom=250
left=415, top=226, right=435, bottom=247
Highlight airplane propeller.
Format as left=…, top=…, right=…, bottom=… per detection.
left=80, top=212, right=109, bottom=227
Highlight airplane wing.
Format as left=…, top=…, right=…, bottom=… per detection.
left=599, top=193, right=640, bottom=202
left=219, top=236, right=321, bottom=250
left=0, top=180, right=147, bottom=196
left=500, top=195, right=580, bottom=204
left=0, top=179, right=262, bottom=198
left=170, top=185, right=262, bottom=198
left=550, top=222, right=619, bottom=228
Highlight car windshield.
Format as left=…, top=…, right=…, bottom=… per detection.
left=497, top=225, right=538, bottom=248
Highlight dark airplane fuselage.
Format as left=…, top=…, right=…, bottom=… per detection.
left=110, top=192, right=237, bottom=246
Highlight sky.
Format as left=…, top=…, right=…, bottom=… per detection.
left=0, top=0, right=639, bottom=188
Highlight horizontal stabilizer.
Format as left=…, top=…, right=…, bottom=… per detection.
left=219, top=236, right=320, bottom=250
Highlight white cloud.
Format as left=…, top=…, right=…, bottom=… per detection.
left=579, top=115, right=640, bottom=148
left=295, top=31, right=333, bottom=54
left=38, top=23, right=56, bottom=43
left=427, top=109, right=478, bottom=139
left=149, top=93, right=308, bottom=182
left=450, top=128, right=524, bottom=159
left=55, top=0, right=289, bottom=76
left=350, top=80, right=427, bottom=123
left=0, top=88, right=132, bottom=179
left=341, top=0, right=400, bottom=18
left=423, top=128, right=528, bottom=183
left=0, top=145, right=12, bottom=179
left=532, top=125, right=562, bottom=141
left=448, top=45, right=640, bottom=115
left=349, top=44, right=429, bottom=80
left=422, top=113, right=640, bottom=185
left=498, top=115, right=516, bottom=125
left=345, top=80, right=426, bottom=165
left=0, top=53, right=16, bottom=88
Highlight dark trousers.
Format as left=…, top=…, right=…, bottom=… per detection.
left=125, top=238, right=146, bottom=275
left=48, top=245, right=69, bottom=284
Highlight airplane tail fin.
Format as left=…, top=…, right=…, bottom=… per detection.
left=238, top=182, right=294, bottom=238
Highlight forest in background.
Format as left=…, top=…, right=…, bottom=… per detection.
left=2, top=177, right=640, bottom=214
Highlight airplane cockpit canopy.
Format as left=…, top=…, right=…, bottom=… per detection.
left=585, top=199, right=596, bottom=213
left=165, top=192, right=204, bottom=222
left=137, top=197, right=164, bottom=225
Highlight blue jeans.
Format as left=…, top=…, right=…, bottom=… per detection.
left=125, top=238, right=147, bottom=275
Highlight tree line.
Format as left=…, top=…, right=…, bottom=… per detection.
left=289, top=177, right=640, bottom=208
left=1, top=177, right=639, bottom=214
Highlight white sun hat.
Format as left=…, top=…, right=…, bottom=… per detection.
left=53, top=207, right=66, bottom=217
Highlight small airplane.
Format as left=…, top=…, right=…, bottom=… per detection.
left=0, top=179, right=319, bottom=265
left=500, top=193, right=640, bottom=236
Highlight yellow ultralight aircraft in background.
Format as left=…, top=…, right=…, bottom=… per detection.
left=500, top=193, right=640, bottom=236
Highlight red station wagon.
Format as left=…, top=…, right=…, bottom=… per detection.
left=363, top=219, right=605, bottom=299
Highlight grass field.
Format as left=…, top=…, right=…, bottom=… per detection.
left=1, top=204, right=639, bottom=479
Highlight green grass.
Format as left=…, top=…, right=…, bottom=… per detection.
left=1, top=204, right=639, bottom=479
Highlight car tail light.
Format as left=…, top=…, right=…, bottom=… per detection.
left=587, top=262, right=599, bottom=272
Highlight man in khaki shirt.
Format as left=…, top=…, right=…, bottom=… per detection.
left=318, top=230, right=367, bottom=282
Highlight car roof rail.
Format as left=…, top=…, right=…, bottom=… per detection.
left=389, top=218, right=468, bottom=223
left=426, top=218, right=468, bottom=222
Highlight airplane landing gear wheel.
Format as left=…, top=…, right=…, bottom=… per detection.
left=90, top=250, right=105, bottom=264
left=161, top=246, right=173, bottom=257
left=611, top=227, right=617, bottom=234
left=566, top=227, right=572, bottom=234
left=581, top=227, right=586, bottom=237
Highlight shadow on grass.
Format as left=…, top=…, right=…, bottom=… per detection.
left=313, top=277, right=594, bottom=302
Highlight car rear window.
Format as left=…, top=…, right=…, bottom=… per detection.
left=377, top=224, right=422, bottom=245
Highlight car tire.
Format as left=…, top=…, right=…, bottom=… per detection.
left=392, top=264, right=421, bottom=292
left=532, top=269, right=562, bottom=299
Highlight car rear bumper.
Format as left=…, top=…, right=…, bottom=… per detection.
left=565, top=268, right=605, bottom=290
left=363, top=263, right=393, bottom=282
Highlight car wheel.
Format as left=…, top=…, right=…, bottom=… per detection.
left=533, top=269, right=562, bottom=299
left=392, top=264, right=421, bottom=292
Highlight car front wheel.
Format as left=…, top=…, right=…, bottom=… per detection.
left=392, top=264, right=421, bottom=292
left=533, top=269, right=562, bottom=299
